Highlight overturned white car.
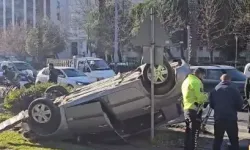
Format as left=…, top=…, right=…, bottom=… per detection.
left=1, top=59, right=191, bottom=141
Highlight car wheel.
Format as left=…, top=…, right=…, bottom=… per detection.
left=142, top=59, right=175, bottom=95
left=45, top=85, right=69, bottom=99
left=67, top=84, right=74, bottom=89
left=28, top=98, right=61, bottom=136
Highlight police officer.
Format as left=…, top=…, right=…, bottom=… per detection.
left=209, top=74, right=243, bottom=150
left=48, top=63, right=58, bottom=84
left=182, top=68, right=208, bottom=150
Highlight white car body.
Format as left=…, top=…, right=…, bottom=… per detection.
left=35, top=67, right=97, bottom=87
left=47, top=57, right=116, bottom=81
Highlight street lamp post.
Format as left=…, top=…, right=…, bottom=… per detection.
left=114, top=0, right=119, bottom=63
left=180, top=41, right=184, bottom=60
left=235, top=35, right=238, bottom=68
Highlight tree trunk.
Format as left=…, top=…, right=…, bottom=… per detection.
left=97, top=0, right=106, bottom=57
left=210, top=50, right=214, bottom=63
left=188, top=0, right=199, bottom=65
left=180, top=45, right=185, bottom=60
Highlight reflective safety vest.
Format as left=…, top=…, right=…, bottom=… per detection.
left=181, top=74, right=208, bottom=110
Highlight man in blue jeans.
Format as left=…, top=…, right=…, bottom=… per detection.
left=209, top=74, right=243, bottom=150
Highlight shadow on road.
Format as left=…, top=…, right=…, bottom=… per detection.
left=82, top=129, right=214, bottom=150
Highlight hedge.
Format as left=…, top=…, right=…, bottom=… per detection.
left=4, top=83, right=70, bottom=114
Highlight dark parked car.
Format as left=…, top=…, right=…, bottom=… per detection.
left=190, top=65, right=246, bottom=97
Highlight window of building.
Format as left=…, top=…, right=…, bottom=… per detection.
left=0, top=0, right=3, bottom=27
left=46, top=0, right=50, bottom=18
left=27, top=0, right=33, bottom=26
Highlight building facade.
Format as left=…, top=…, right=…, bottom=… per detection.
left=0, top=0, right=59, bottom=30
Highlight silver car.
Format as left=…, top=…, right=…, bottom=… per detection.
left=25, top=59, right=191, bottom=140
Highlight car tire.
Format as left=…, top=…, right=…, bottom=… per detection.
left=45, top=85, right=69, bottom=97
left=141, top=59, right=175, bottom=95
left=28, top=98, right=61, bottom=136
left=67, top=84, right=74, bottom=89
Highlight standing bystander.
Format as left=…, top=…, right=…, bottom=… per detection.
left=209, top=74, right=243, bottom=150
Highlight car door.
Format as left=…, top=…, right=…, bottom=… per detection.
left=203, top=69, right=222, bottom=93
left=39, top=68, right=49, bottom=83
left=107, top=87, right=150, bottom=121
left=55, top=69, right=67, bottom=85
left=78, top=60, right=92, bottom=76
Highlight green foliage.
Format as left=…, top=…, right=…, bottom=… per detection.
left=86, top=0, right=133, bottom=55
left=25, top=19, right=67, bottom=59
left=130, top=0, right=184, bottom=37
left=4, top=83, right=70, bottom=113
left=0, top=113, right=13, bottom=122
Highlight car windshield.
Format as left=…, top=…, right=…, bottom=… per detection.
left=62, top=68, right=86, bottom=77
left=87, top=59, right=111, bottom=71
left=204, top=68, right=246, bottom=81
left=223, top=69, right=246, bottom=81
left=13, top=62, right=34, bottom=71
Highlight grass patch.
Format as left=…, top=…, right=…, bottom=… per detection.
left=0, top=112, right=13, bottom=122
left=0, top=131, right=93, bottom=150
left=0, top=113, right=93, bottom=150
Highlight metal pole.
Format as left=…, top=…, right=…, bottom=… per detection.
left=114, top=0, right=119, bottom=63
left=12, top=0, right=14, bottom=29
left=235, top=35, right=238, bottom=68
left=187, top=25, right=191, bottom=64
left=150, top=6, right=155, bottom=142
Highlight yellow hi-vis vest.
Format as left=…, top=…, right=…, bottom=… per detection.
left=181, top=74, right=208, bottom=110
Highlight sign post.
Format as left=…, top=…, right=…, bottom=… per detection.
left=131, top=6, right=168, bottom=142
left=150, top=7, right=155, bottom=141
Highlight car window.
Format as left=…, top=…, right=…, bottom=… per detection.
left=55, top=69, right=64, bottom=76
left=87, top=59, right=111, bottom=71
left=62, top=68, right=86, bottom=77
left=42, top=68, right=49, bottom=75
left=205, top=69, right=223, bottom=80
left=224, top=69, right=246, bottom=81
left=13, top=62, right=34, bottom=71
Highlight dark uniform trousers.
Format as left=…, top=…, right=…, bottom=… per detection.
left=184, top=109, right=202, bottom=150
left=213, top=120, right=239, bottom=150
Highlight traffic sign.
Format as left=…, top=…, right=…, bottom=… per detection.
left=143, top=46, right=164, bottom=65
left=131, top=12, right=169, bottom=47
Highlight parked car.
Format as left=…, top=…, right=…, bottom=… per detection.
left=17, top=59, right=190, bottom=141
left=35, top=67, right=97, bottom=88
left=47, top=57, right=116, bottom=81
left=190, top=65, right=246, bottom=96
left=0, top=61, right=37, bottom=78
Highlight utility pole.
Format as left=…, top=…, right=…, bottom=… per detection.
left=150, top=6, right=155, bottom=142
left=114, top=0, right=119, bottom=63
left=235, top=35, right=238, bottom=68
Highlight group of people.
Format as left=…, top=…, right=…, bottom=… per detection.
left=182, top=68, right=244, bottom=150
left=1, top=63, right=58, bottom=85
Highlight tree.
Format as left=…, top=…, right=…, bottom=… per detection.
left=25, top=20, right=67, bottom=61
left=197, top=0, right=227, bottom=63
left=85, top=0, right=133, bottom=60
left=0, top=23, right=28, bottom=56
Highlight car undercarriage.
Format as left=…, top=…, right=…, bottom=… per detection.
left=0, top=59, right=191, bottom=141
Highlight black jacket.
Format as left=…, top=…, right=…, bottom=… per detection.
left=209, top=81, right=243, bottom=122
left=245, top=77, right=250, bottom=99
left=48, top=69, right=58, bottom=83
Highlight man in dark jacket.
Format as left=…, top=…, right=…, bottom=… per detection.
left=244, top=77, right=250, bottom=133
left=209, top=74, right=243, bottom=150
left=48, top=63, right=58, bottom=84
